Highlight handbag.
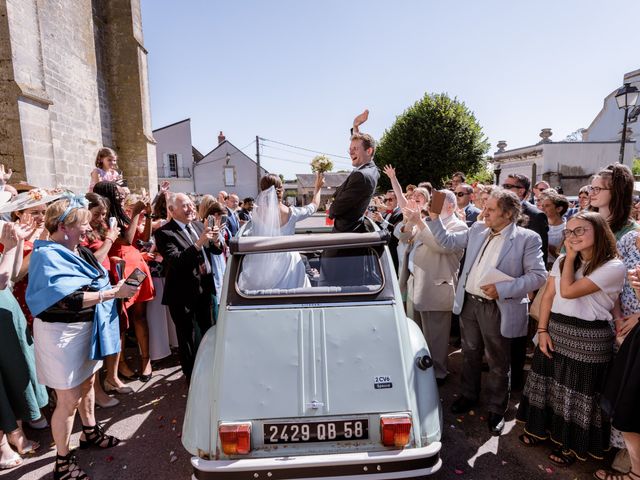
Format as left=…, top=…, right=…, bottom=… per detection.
left=529, top=278, right=548, bottom=322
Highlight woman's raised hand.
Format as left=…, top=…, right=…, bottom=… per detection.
left=314, top=172, right=325, bottom=190
left=382, top=165, right=396, bottom=180
left=0, top=221, right=18, bottom=249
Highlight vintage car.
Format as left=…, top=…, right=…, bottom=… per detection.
left=182, top=217, right=443, bottom=479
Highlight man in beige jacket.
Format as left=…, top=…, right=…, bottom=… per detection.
left=399, top=190, right=468, bottom=384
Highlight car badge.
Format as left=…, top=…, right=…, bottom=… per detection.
left=306, top=400, right=324, bottom=409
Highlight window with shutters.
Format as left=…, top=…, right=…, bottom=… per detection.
left=168, top=154, right=178, bottom=177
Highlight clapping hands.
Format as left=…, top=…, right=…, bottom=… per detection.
left=401, top=199, right=421, bottom=225
left=0, top=164, right=12, bottom=186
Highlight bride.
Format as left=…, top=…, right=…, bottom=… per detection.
left=238, top=172, right=324, bottom=291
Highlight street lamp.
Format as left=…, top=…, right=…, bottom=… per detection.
left=615, top=82, right=639, bottom=164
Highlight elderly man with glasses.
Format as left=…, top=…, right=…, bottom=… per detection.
left=501, top=173, right=549, bottom=392
left=454, top=183, right=481, bottom=227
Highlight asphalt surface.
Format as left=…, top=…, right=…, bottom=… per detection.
left=5, top=347, right=616, bottom=480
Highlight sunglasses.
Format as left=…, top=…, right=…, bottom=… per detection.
left=384, top=198, right=394, bottom=203
left=455, top=192, right=469, bottom=197
left=563, top=226, right=591, bottom=238
left=502, top=183, right=524, bottom=190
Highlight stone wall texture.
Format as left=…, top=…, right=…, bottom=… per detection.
left=0, top=0, right=156, bottom=193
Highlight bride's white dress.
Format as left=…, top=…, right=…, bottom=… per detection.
left=238, top=187, right=316, bottom=292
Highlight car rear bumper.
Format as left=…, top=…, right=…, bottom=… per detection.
left=191, top=442, right=442, bottom=479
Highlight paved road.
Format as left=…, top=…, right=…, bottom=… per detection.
left=8, top=348, right=613, bottom=480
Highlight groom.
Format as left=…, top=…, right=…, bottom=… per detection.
left=328, top=110, right=379, bottom=232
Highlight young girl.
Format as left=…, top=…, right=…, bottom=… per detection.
left=89, top=147, right=123, bottom=193
left=516, top=211, right=626, bottom=466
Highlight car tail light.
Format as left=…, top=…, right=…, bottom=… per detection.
left=219, top=423, right=251, bottom=455
left=380, top=416, right=412, bottom=447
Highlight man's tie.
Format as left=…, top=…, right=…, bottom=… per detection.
left=186, top=223, right=212, bottom=275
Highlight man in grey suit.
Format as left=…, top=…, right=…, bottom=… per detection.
left=426, top=188, right=546, bottom=435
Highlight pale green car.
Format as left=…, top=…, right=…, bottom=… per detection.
left=182, top=217, right=443, bottom=479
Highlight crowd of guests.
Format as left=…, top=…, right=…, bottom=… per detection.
left=371, top=164, right=639, bottom=479
left=0, top=148, right=257, bottom=478
left=2, top=134, right=639, bottom=480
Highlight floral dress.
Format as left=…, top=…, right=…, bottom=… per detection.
left=611, top=230, right=640, bottom=447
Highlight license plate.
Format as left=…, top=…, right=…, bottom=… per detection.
left=263, top=419, right=369, bottom=444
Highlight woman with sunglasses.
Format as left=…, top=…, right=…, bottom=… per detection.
left=589, top=163, right=637, bottom=242
left=516, top=212, right=625, bottom=467
left=88, top=148, right=123, bottom=193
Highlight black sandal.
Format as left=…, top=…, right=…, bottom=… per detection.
left=518, top=433, right=543, bottom=447
left=79, top=424, right=120, bottom=450
left=54, top=452, right=89, bottom=480
left=549, top=448, right=576, bottom=467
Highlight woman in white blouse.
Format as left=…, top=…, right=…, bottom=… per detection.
left=516, top=211, right=626, bottom=467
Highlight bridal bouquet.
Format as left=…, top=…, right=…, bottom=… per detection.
left=310, top=155, right=333, bottom=174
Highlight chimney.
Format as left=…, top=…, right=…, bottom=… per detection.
left=218, top=131, right=226, bottom=144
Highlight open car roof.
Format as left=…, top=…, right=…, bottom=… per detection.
left=229, top=231, right=390, bottom=255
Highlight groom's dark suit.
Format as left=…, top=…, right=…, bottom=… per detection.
left=154, top=219, right=222, bottom=380
left=329, top=161, right=379, bottom=232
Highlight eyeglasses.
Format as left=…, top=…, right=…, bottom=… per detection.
left=537, top=187, right=547, bottom=193
left=455, top=192, right=469, bottom=197
left=384, top=198, right=394, bottom=203
left=502, top=183, right=524, bottom=190
left=563, top=226, right=591, bottom=238
left=588, top=186, right=610, bottom=195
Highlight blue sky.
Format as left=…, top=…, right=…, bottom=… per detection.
left=141, top=0, right=637, bottom=178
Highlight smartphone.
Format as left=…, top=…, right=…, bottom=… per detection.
left=207, top=215, right=215, bottom=228
left=430, top=190, right=446, bottom=215
left=219, top=214, right=228, bottom=227
left=124, top=267, right=147, bottom=287
left=109, top=217, right=117, bottom=229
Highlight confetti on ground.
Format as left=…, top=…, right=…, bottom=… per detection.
left=468, top=410, right=475, bottom=416
left=545, top=467, right=554, bottom=474
left=106, top=456, right=114, bottom=462
left=479, top=416, right=485, bottom=421
left=157, top=415, right=164, bottom=421
left=170, top=455, right=178, bottom=463
left=123, top=465, right=127, bottom=470
left=450, top=424, right=456, bottom=429
left=454, top=468, right=464, bottom=475
left=456, top=417, right=463, bottom=423
left=171, top=418, right=177, bottom=424
left=538, top=464, right=545, bottom=471
left=177, top=433, right=182, bottom=438
left=501, top=460, right=508, bottom=465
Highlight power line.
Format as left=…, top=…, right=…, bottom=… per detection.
left=260, top=143, right=352, bottom=166
left=259, top=137, right=351, bottom=160
left=194, top=140, right=257, bottom=167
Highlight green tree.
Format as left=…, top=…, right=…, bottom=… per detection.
left=632, top=158, right=640, bottom=176
left=375, top=93, right=490, bottom=191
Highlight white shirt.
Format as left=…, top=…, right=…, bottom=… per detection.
left=550, top=257, right=625, bottom=321
left=465, top=229, right=507, bottom=298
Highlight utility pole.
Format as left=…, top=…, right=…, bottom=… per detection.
left=255, top=135, right=261, bottom=193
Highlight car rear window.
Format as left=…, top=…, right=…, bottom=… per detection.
left=235, top=247, right=384, bottom=298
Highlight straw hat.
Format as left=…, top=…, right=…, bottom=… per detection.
left=0, top=188, right=63, bottom=214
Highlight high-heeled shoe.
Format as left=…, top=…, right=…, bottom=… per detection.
left=139, top=357, right=152, bottom=383
left=104, top=379, right=133, bottom=394
left=95, top=395, right=120, bottom=408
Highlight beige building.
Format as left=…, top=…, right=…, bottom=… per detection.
left=494, top=69, right=639, bottom=194
left=0, top=0, right=156, bottom=193
left=153, top=118, right=203, bottom=193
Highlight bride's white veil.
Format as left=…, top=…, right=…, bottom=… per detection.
left=238, top=186, right=290, bottom=291
left=247, top=186, right=280, bottom=237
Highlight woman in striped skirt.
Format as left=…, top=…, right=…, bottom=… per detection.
left=516, top=211, right=626, bottom=466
